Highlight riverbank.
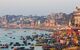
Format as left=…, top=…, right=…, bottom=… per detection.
left=0, top=27, right=55, bottom=32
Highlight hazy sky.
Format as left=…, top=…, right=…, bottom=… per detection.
left=0, top=0, right=80, bottom=16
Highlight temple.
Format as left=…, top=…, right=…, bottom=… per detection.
left=72, top=6, right=80, bottom=27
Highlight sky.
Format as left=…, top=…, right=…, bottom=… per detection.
left=0, top=0, right=80, bottom=16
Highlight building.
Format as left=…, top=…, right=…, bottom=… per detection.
left=43, top=17, right=55, bottom=27
left=72, top=7, right=80, bottom=27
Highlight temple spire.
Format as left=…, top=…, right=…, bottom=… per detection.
left=76, top=6, right=80, bottom=10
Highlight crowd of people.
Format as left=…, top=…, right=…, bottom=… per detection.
left=42, top=28, right=80, bottom=50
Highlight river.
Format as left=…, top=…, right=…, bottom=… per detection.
left=0, top=28, right=53, bottom=50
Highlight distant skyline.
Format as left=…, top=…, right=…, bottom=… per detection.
left=0, top=0, right=80, bottom=16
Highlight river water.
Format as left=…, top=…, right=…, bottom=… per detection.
left=0, top=28, right=53, bottom=50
